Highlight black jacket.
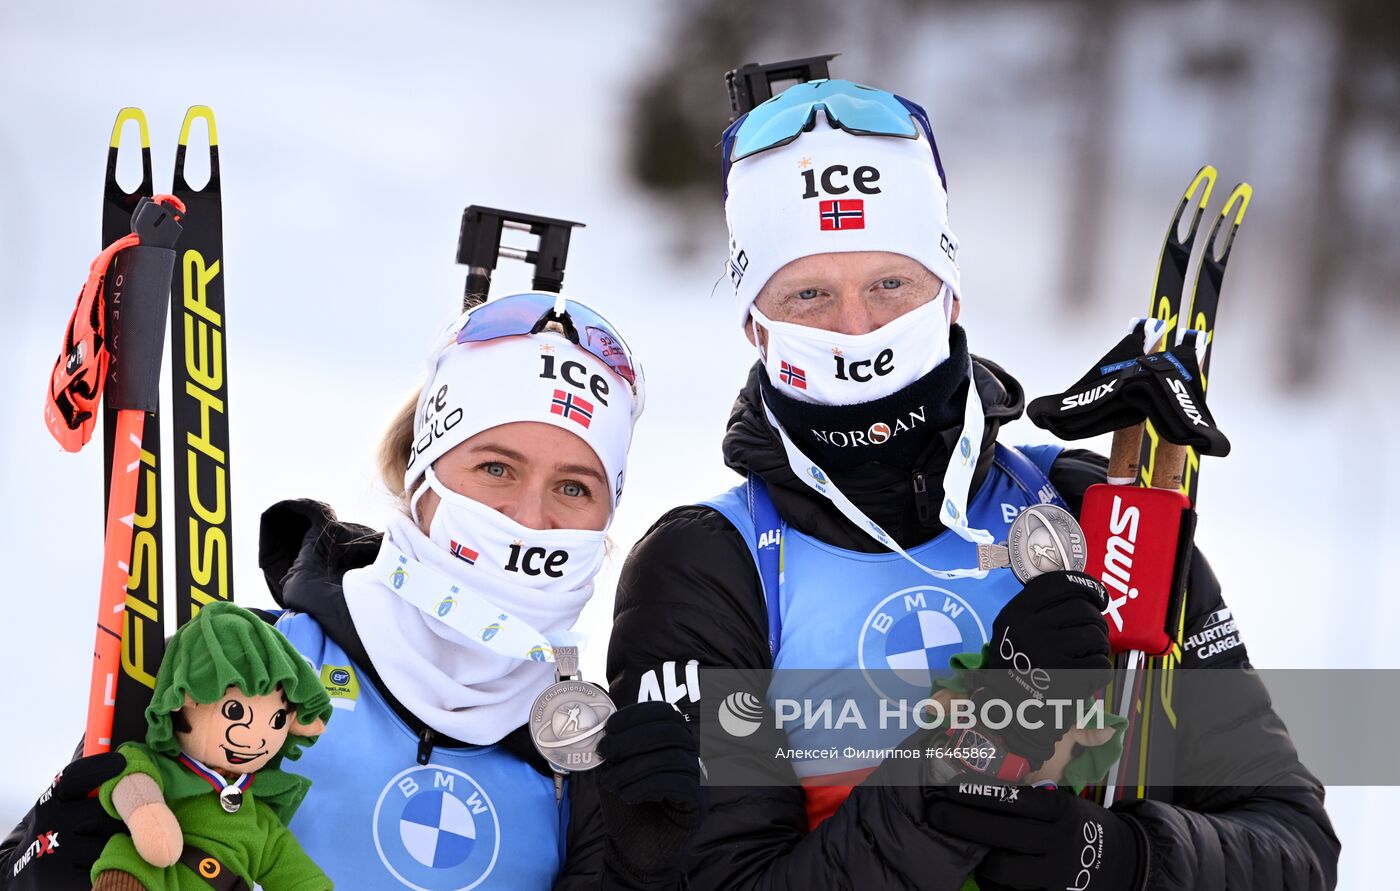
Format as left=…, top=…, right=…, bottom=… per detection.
left=606, top=353, right=1340, bottom=890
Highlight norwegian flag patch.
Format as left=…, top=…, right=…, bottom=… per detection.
left=820, top=199, right=865, bottom=230
left=779, top=361, right=808, bottom=390
left=450, top=541, right=479, bottom=565
left=550, top=389, right=595, bottom=428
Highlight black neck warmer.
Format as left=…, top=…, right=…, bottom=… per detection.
left=759, top=325, right=972, bottom=473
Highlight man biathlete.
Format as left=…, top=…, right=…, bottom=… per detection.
left=606, top=78, right=1338, bottom=890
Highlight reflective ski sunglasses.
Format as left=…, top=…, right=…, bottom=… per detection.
left=721, top=78, right=948, bottom=194
left=440, top=291, right=645, bottom=415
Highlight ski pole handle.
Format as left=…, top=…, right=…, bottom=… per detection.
left=1151, top=441, right=1188, bottom=491
left=1107, top=426, right=1144, bottom=485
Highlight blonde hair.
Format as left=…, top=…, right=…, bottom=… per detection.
left=378, top=388, right=422, bottom=513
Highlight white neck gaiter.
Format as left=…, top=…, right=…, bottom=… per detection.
left=342, top=471, right=605, bottom=745
left=751, top=283, right=954, bottom=406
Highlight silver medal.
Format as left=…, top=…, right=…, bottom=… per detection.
left=976, top=504, right=1087, bottom=583
left=219, top=786, right=243, bottom=814
left=529, top=646, right=616, bottom=774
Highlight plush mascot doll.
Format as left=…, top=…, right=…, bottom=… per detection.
left=90, top=601, right=334, bottom=891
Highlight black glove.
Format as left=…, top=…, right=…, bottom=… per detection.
left=1027, top=323, right=1157, bottom=439
left=1, top=752, right=127, bottom=890
left=1027, top=321, right=1230, bottom=457
left=1132, top=336, right=1230, bottom=457
left=595, top=702, right=704, bottom=886
left=926, top=782, right=1145, bottom=891
left=974, top=571, right=1113, bottom=769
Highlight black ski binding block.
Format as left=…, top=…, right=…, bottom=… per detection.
left=455, top=206, right=584, bottom=308
left=726, top=53, right=839, bottom=120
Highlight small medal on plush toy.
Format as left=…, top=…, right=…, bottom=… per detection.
left=529, top=645, right=616, bottom=774
left=179, top=748, right=256, bottom=815
left=219, top=785, right=243, bottom=814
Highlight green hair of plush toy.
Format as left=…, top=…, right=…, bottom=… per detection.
left=144, top=601, right=332, bottom=764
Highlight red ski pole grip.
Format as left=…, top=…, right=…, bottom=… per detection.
left=1081, top=484, right=1194, bottom=655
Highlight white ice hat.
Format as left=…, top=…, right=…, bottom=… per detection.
left=724, top=117, right=961, bottom=329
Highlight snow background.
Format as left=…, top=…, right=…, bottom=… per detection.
left=0, top=2, right=1394, bottom=886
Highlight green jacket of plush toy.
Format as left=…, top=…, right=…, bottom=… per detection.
left=93, top=742, right=328, bottom=890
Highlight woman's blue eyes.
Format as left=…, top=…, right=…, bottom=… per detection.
left=796, top=288, right=820, bottom=300
left=478, top=462, right=589, bottom=499
left=881, top=278, right=902, bottom=290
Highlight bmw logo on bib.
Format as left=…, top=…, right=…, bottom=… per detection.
left=858, top=586, right=986, bottom=701
left=373, top=765, right=501, bottom=890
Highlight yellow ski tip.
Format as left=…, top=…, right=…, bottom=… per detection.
left=110, top=108, right=149, bottom=149
left=1221, top=182, right=1252, bottom=226
left=179, top=105, right=218, bottom=147
left=1184, top=164, right=1218, bottom=209
left=1204, top=181, right=1254, bottom=263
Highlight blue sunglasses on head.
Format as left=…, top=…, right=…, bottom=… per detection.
left=426, top=291, right=645, bottom=420
left=721, top=79, right=948, bottom=194
left=455, top=292, right=639, bottom=383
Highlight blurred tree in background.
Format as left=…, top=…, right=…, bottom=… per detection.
left=625, top=0, right=1400, bottom=387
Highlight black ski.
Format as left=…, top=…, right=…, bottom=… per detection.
left=100, top=108, right=164, bottom=748
left=169, top=106, right=234, bottom=624
left=1163, top=182, right=1252, bottom=504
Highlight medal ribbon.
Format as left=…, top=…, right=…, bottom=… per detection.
left=178, top=753, right=253, bottom=796
left=369, top=539, right=584, bottom=664
left=760, top=355, right=993, bottom=581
